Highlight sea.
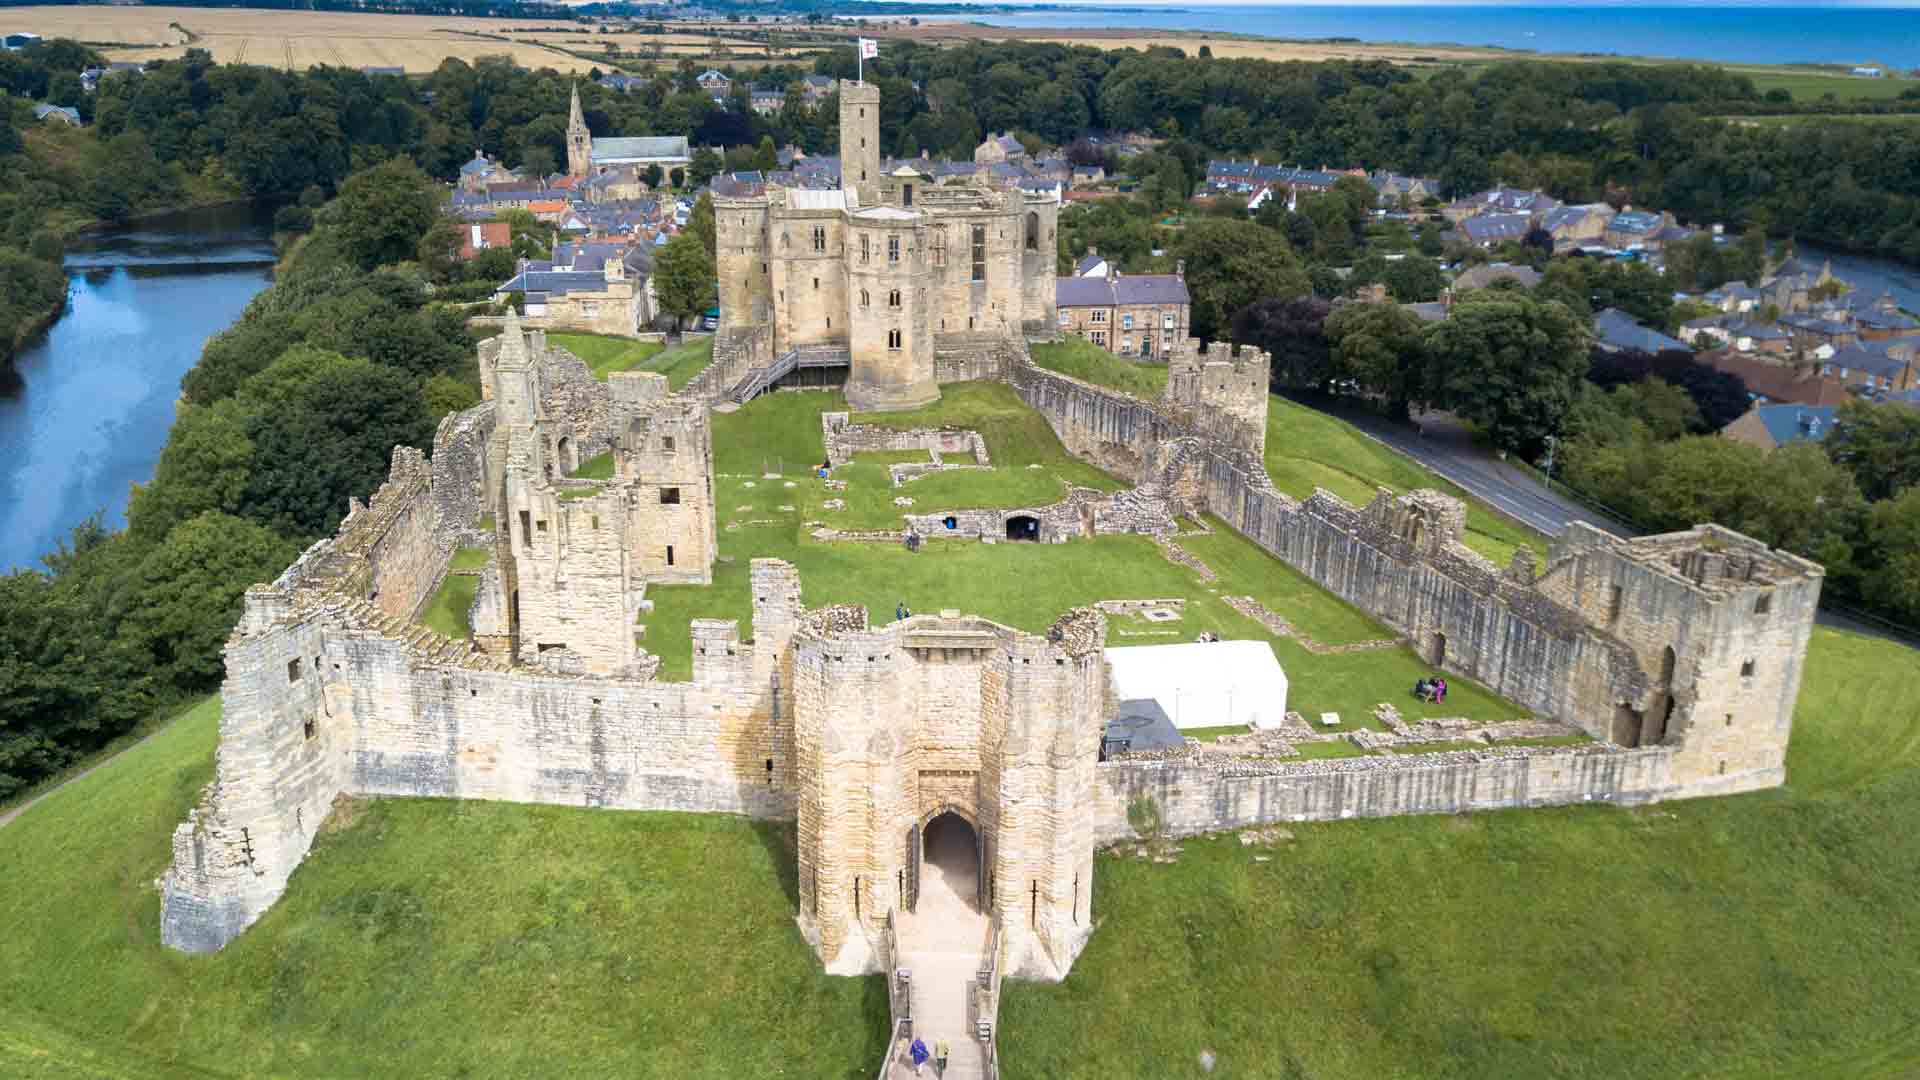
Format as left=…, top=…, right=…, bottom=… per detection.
left=954, top=5, right=1920, bottom=69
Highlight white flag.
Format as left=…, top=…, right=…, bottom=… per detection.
left=859, top=37, right=878, bottom=60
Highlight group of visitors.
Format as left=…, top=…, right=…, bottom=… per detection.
left=1414, top=676, right=1448, bottom=704
left=907, top=1036, right=951, bottom=1076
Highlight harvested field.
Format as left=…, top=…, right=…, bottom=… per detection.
left=4, top=7, right=603, bottom=72
left=868, top=20, right=1512, bottom=66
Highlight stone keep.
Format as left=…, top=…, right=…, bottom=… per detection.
left=712, top=78, right=1058, bottom=410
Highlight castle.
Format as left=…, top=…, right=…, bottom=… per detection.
left=156, top=203, right=1821, bottom=1072
left=708, top=80, right=1058, bottom=410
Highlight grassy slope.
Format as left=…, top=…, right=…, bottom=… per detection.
left=1002, top=627, right=1920, bottom=1080
left=1023, top=340, right=1544, bottom=564
left=0, top=699, right=884, bottom=1079
left=547, top=332, right=663, bottom=379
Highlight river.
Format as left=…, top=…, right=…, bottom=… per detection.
left=0, top=204, right=275, bottom=573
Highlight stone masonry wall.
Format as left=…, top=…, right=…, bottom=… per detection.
left=1094, top=744, right=1676, bottom=842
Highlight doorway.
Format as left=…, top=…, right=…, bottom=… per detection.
left=916, top=811, right=983, bottom=916
left=1005, top=514, right=1040, bottom=541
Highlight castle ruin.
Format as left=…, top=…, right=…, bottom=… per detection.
left=158, top=142, right=1821, bottom=1075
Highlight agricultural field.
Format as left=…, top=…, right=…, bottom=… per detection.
left=0, top=6, right=810, bottom=73
left=1717, top=112, right=1920, bottom=128
left=1741, top=67, right=1920, bottom=102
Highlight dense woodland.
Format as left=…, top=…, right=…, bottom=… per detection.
left=3, top=38, right=1920, bottom=796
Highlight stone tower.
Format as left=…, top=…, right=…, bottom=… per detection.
left=566, top=81, right=591, bottom=178
left=844, top=208, right=937, bottom=411
left=838, top=79, right=881, bottom=203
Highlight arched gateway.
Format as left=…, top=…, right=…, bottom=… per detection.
left=793, top=606, right=1106, bottom=981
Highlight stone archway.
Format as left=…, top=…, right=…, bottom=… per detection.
left=1006, top=514, right=1040, bottom=541
left=921, top=811, right=981, bottom=916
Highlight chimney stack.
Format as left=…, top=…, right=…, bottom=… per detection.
left=1175, top=259, right=1185, bottom=280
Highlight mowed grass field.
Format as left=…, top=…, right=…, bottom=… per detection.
left=1743, top=68, right=1920, bottom=102
left=1, top=628, right=1914, bottom=1075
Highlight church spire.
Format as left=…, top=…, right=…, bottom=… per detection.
left=565, top=80, right=591, bottom=178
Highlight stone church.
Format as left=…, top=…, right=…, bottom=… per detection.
left=710, top=80, right=1059, bottom=410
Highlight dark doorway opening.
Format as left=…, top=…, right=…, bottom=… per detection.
left=920, top=811, right=982, bottom=914
left=1006, top=515, right=1040, bottom=541
left=1432, top=631, right=1448, bottom=668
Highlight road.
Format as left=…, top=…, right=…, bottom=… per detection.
left=1280, top=391, right=1916, bottom=646
left=1278, top=391, right=1634, bottom=539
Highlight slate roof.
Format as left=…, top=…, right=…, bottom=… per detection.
left=1746, top=404, right=1839, bottom=447
left=1699, top=348, right=1852, bottom=407
left=1452, top=263, right=1541, bottom=290
left=1204, top=160, right=1352, bottom=194
left=1074, top=253, right=1107, bottom=276
left=591, top=136, right=691, bottom=165
left=1825, top=340, right=1917, bottom=381
left=1608, top=210, right=1664, bottom=236
left=1460, top=213, right=1531, bottom=243
left=1454, top=187, right=1561, bottom=214
left=1594, top=307, right=1689, bottom=353
left=1056, top=274, right=1190, bottom=307
left=496, top=270, right=609, bottom=298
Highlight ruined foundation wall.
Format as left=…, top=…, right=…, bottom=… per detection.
left=1008, top=361, right=1626, bottom=728
left=1093, top=746, right=1679, bottom=841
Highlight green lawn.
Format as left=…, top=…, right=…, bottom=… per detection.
left=1022, top=342, right=1542, bottom=565
left=1030, top=337, right=1172, bottom=399
left=548, top=331, right=663, bottom=380
left=1717, top=112, right=1920, bottom=127
left=7, top=630, right=1912, bottom=1077
left=1000, top=627, right=1920, bottom=1079
left=1262, top=396, right=1544, bottom=566
left=0, top=699, right=885, bottom=1079
left=659, top=385, right=1528, bottom=731
left=572, top=450, right=616, bottom=479
left=420, top=570, right=478, bottom=639
left=548, top=333, right=715, bottom=390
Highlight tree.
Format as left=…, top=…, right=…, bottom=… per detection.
left=1864, top=487, right=1920, bottom=624
left=1382, top=255, right=1445, bottom=303
left=1326, top=302, right=1430, bottom=419
left=126, top=399, right=254, bottom=544
left=1171, top=219, right=1309, bottom=341
left=1231, top=296, right=1332, bottom=389
left=688, top=192, right=716, bottom=258
left=320, top=158, right=442, bottom=272
left=112, top=513, right=304, bottom=691
left=1522, top=227, right=1555, bottom=259
left=753, top=134, right=778, bottom=173
left=1425, top=290, right=1591, bottom=455
left=239, top=351, right=434, bottom=536
left=688, top=146, right=723, bottom=188
left=1826, top=399, right=1920, bottom=502
left=652, top=230, right=716, bottom=322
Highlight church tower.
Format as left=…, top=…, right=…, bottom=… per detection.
left=566, top=82, right=592, bottom=178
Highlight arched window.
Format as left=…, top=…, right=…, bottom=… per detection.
left=887, top=329, right=902, bottom=350
left=888, top=289, right=901, bottom=308
left=1025, top=211, right=1040, bottom=250
left=861, top=289, right=870, bottom=308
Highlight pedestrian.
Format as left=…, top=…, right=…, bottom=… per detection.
left=935, top=1037, right=950, bottom=1076
left=896, top=601, right=909, bottom=622
left=1436, top=677, right=1447, bottom=704
left=909, top=1036, right=930, bottom=1075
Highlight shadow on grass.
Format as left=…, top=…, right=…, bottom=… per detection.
left=751, top=818, right=801, bottom=910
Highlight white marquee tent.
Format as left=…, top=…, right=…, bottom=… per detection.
left=1103, top=640, right=1289, bottom=731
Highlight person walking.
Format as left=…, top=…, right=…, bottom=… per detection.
left=934, top=1037, right=950, bottom=1077
left=909, top=1036, right=930, bottom=1075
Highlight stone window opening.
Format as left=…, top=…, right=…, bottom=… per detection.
left=1025, top=211, right=1039, bottom=250
left=888, top=235, right=900, bottom=263
left=813, top=276, right=820, bottom=290
left=666, top=545, right=675, bottom=566
left=304, top=716, right=317, bottom=740
left=287, top=658, right=303, bottom=683
left=1740, top=659, right=1756, bottom=678
left=1090, top=310, right=1107, bottom=324
left=663, top=436, right=675, bottom=452
left=860, top=234, right=870, bottom=264
left=765, top=757, right=774, bottom=784
left=660, top=486, right=681, bottom=505
left=1122, top=313, right=1133, bottom=330
left=1607, top=585, right=1623, bottom=623
left=1755, top=592, right=1772, bottom=615
left=812, top=225, right=826, bottom=253
left=861, top=288, right=871, bottom=308
left=887, top=329, right=902, bottom=350
left=888, top=289, right=901, bottom=308
left=1726, top=713, right=1734, bottom=727
left=536, top=519, right=549, bottom=534
left=931, top=229, right=946, bottom=266
left=971, top=224, right=986, bottom=282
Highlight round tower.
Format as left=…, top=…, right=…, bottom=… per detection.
left=844, top=209, right=937, bottom=411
